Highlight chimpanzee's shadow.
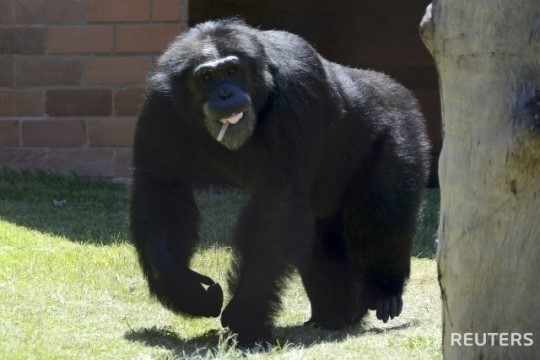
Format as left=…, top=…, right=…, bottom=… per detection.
left=124, top=327, right=222, bottom=357
left=124, top=321, right=413, bottom=357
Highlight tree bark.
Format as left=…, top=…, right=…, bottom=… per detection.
left=421, top=1, right=540, bottom=359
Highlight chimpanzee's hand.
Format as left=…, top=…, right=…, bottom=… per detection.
left=151, top=267, right=223, bottom=318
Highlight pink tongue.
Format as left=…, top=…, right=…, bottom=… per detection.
left=217, top=112, right=243, bottom=142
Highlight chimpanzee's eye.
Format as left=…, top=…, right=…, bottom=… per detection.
left=228, top=66, right=237, bottom=75
left=201, top=72, right=212, bottom=81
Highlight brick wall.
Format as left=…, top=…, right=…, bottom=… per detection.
left=1, top=1, right=441, bottom=183
left=0, top=0, right=187, bottom=179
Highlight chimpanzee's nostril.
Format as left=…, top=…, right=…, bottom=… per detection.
left=218, top=87, right=233, bottom=100
left=218, top=90, right=232, bottom=100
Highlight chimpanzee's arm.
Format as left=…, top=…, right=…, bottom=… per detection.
left=129, top=88, right=223, bottom=317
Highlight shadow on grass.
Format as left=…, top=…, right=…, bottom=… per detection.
left=124, top=321, right=413, bottom=357
left=125, top=327, right=223, bottom=357
left=0, top=169, right=131, bottom=245
left=0, top=169, right=241, bottom=247
left=0, top=169, right=438, bottom=256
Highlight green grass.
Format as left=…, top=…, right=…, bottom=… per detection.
left=0, top=170, right=441, bottom=359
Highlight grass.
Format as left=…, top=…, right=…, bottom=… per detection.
left=0, top=170, right=441, bottom=359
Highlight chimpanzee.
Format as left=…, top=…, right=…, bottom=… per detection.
left=129, top=18, right=430, bottom=346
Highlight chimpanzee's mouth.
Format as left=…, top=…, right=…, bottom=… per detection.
left=220, top=112, right=244, bottom=125
left=217, top=112, right=244, bottom=141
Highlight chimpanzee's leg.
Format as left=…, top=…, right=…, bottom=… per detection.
left=221, top=192, right=314, bottom=345
left=342, top=153, right=425, bottom=323
left=298, top=215, right=368, bottom=330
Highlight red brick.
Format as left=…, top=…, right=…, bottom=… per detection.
left=22, top=120, right=86, bottom=147
left=14, top=0, right=43, bottom=24
left=46, top=89, right=112, bottom=116
left=51, top=0, right=83, bottom=24
left=87, top=0, right=149, bottom=23
left=0, top=0, right=14, bottom=24
left=152, top=0, right=181, bottom=21
left=0, top=149, right=48, bottom=172
left=114, top=87, right=145, bottom=115
left=0, top=57, right=13, bottom=86
left=15, top=0, right=82, bottom=24
left=88, top=118, right=136, bottom=147
left=0, top=90, right=44, bottom=116
left=115, top=147, right=133, bottom=177
left=0, top=120, right=19, bottom=147
left=84, top=57, right=150, bottom=85
left=116, top=25, right=181, bottom=53
left=17, top=57, right=81, bottom=86
left=48, top=26, right=113, bottom=54
left=0, top=28, right=46, bottom=55
left=49, top=149, right=115, bottom=177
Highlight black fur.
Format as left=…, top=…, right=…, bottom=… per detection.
left=129, top=19, right=430, bottom=346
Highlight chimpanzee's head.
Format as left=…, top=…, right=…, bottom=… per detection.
left=158, top=19, right=275, bottom=150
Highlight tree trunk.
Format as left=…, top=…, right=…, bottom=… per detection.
left=420, top=1, right=540, bottom=359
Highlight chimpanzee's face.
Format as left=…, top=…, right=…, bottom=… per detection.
left=191, top=51, right=257, bottom=150
left=159, top=25, right=275, bottom=150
